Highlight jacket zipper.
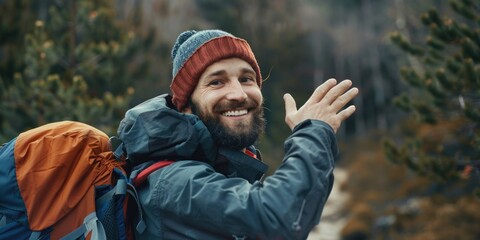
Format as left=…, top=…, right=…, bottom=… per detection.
left=292, top=199, right=307, bottom=231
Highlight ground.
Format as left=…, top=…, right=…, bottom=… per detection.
left=308, top=168, right=349, bottom=240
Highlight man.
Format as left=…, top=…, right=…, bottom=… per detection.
left=119, top=29, right=358, bottom=239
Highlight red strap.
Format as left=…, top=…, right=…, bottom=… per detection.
left=134, top=151, right=257, bottom=187
left=133, top=160, right=175, bottom=187
left=245, top=149, right=257, bottom=159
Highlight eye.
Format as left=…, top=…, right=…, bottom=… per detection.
left=240, top=75, right=255, bottom=84
left=208, top=79, right=222, bottom=86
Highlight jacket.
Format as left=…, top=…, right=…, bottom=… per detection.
left=118, top=94, right=337, bottom=240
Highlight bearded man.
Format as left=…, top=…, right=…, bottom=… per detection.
left=118, top=29, right=358, bottom=240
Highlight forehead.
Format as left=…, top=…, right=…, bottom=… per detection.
left=201, top=58, right=254, bottom=76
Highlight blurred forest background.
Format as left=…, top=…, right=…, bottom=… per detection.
left=0, top=0, right=479, bottom=239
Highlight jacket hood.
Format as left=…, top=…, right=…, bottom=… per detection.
left=116, top=94, right=217, bottom=165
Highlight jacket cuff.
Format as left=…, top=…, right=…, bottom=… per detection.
left=292, top=119, right=338, bottom=160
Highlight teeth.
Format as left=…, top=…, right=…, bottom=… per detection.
left=222, top=109, right=248, bottom=116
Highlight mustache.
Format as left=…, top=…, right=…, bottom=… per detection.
left=213, top=99, right=260, bottom=112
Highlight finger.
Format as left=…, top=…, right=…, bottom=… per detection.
left=331, top=87, right=359, bottom=111
left=337, top=105, right=357, bottom=121
left=305, top=78, right=337, bottom=105
left=323, top=79, right=353, bottom=105
left=283, top=93, right=297, bottom=115
left=284, top=93, right=298, bottom=130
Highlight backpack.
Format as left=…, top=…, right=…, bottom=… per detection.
left=0, top=94, right=204, bottom=239
left=0, top=121, right=136, bottom=240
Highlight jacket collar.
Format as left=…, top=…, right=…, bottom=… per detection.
left=119, top=94, right=268, bottom=182
left=215, top=147, right=268, bottom=183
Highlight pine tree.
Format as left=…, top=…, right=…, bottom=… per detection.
left=0, top=0, right=150, bottom=141
left=385, top=0, right=480, bottom=195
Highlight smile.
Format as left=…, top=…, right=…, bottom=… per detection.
left=222, top=109, right=248, bottom=117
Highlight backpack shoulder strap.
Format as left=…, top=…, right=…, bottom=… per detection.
left=133, top=160, right=174, bottom=187
left=59, top=212, right=106, bottom=240
left=124, top=160, right=174, bottom=235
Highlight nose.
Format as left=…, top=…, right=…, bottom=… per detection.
left=225, top=80, right=248, bottom=101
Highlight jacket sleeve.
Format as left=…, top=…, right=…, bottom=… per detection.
left=144, top=119, right=337, bottom=239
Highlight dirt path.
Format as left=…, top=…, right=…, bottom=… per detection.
left=307, top=168, right=349, bottom=240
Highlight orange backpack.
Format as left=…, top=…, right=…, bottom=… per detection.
left=0, top=121, right=133, bottom=240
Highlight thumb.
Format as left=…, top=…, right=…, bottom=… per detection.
left=283, top=93, right=297, bottom=115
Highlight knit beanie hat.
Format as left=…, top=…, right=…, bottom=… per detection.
left=170, top=29, right=262, bottom=111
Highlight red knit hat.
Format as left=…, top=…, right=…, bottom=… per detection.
left=170, top=30, right=262, bottom=111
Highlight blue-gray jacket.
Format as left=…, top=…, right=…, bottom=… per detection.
left=117, top=94, right=337, bottom=240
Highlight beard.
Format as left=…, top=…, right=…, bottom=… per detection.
left=190, top=99, right=266, bottom=150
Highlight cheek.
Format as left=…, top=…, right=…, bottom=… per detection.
left=193, top=91, right=221, bottom=113
left=248, top=88, right=263, bottom=105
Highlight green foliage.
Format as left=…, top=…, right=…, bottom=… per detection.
left=390, top=32, right=425, bottom=56
left=0, top=0, right=37, bottom=82
left=343, top=132, right=480, bottom=239
left=0, top=73, right=133, bottom=139
left=388, top=0, right=480, bottom=192
left=0, top=0, right=151, bottom=141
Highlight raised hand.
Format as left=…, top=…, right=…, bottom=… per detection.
left=283, top=78, right=359, bottom=133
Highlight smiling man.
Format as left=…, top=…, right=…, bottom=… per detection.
left=187, top=58, right=265, bottom=150
left=126, top=29, right=358, bottom=239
